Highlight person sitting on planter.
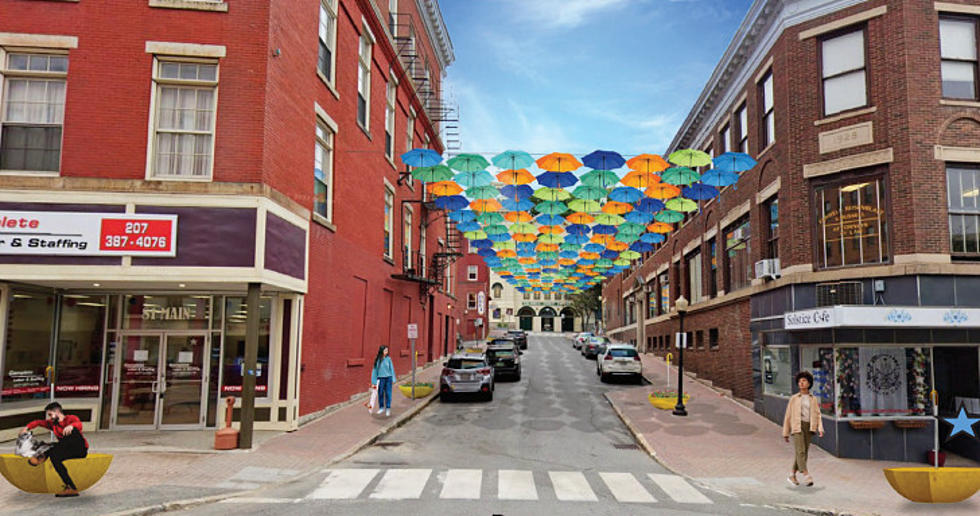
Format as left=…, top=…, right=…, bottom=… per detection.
left=19, top=401, right=89, bottom=497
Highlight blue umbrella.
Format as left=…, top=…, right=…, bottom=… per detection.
left=456, top=221, right=481, bottom=232
left=536, top=171, right=579, bottom=188
left=517, top=249, right=536, bottom=257
left=601, top=250, right=620, bottom=259
left=712, top=152, right=757, bottom=173
left=640, top=233, right=666, bottom=244
left=565, top=234, right=589, bottom=244
left=634, top=198, right=665, bottom=213
left=435, top=195, right=469, bottom=211
left=700, top=169, right=740, bottom=188
left=683, top=183, right=720, bottom=200
left=578, top=259, right=597, bottom=266
left=501, top=198, right=535, bottom=211
left=630, top=242, right=655, bottom=253
left=624, top=211, right=654, bottom=224
left=448, top=209, right=476, bottom=222
left=538, top=259, right=557, bottom=266
left=400, top=148, right=442, bottom=168
left=478, top=248, right=498, bottom=258
left=536, top=214, right=565, bottom=226
left=566, top=224, right=591, bottom=236
left=501, top=184, right=534, bottom=201
left=470, top=239, right=494, bottom=248
left=608, top=186, right=644, bottom=203
left=492, top=150, right=534, bottom=170
left=592, top=224, right=618, bottom=235
left=584, top=243, right=605, bottom=253
left=581, top=150, right=626, bottom=171
left=559, top=250, right=579, bottom=259
left=488, top=233, right=512, bottom=242
left=517, top=242, right=536, bottom=252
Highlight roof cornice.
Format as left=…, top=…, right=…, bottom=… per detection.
left=416, top=0, right=455, bottom=71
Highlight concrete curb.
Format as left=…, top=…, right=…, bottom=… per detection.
left=107, top=386, right=440, bottom=516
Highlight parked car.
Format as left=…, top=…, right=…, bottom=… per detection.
left=582, top=336, right=610, bottom=359
left=506, top=329, right=528, bottom=349
left=440, top=351, right=494, bottom=401
left=486, top=340, right=522, bottom=381
left=596, top=344, right=643, bottom=383
left=573, top=332, right=593, bottom=349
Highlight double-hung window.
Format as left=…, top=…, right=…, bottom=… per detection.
left=764, top=197, right=779, bottom=260
left=724, top=215, right=751, bottom=291
left=940, top=16, right=978, bottom=100
left=658, top=271, right=670, bottom=313
left=384, top=186, right=394, bottom=260
left=720, top=124, right=731, bottom=154
left=687, top=250, right=703, bottom=304
left=467, top=265, right=478, bottom=281
left=314, top=119, right=334, bottom=221
left=707, top=238, right=718, bottom=297
left=821, top=28, right=867, bottom=115
left=735, top=103, right=748, bottom=153
left=357, top=28, right=374, bottom=130
left=816, top=177, right=888, bottom=268
left=758, top=71, right=774, bottom=148
left=150, top=59, right=218, bottom=179
left=318, top=0, right=338, bottom=86
left=385, top=78, right=395, bottom=160
left=947, top=164, right=980, bottom=256
left=467, top=293, right=477, bottom=310
left=1, top=52, right=68, bottom=173
left=403, top=207, right=413, bottom=270
left=388, top=0, right=398, bottom=36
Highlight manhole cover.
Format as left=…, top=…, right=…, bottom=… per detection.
left=373, top=441, right=403, bottom=448
left=613, top=443, right=640, bottom=449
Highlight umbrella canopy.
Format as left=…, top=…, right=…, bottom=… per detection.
left=668, top=149, right=711, bottom=168
left=501, top=184, right=534, bottom=201
left=470, top=199, right=503, bottom=212
left=535, top=214, right=565, bottom=225
left=581, top=150, right=626, bottom=170
left=654, top=209, right=685, bottom=223
left=624, top=210, right=654, bottom=224
left=536, top=171, right=579, bottom=188
left=626, top=153, right=670, bottom=173
left=453, top=170, right=494, bottom=188
left=608, top=187, right=644, bottom=203
left=634, top=198, right=666, bottom=213
left=483, top=224, right=509, bottom=235
left=620, top=250, right=642, bottom=260
left=534, top=201, right=568, bottom=215
left=456, top=221, right=481, bottom=232
left=492, top=150, right=534, bottom=170
left=620, top=170, right=661, bottom=188
left=567, top=199, right=602, bottom=213
left=465, top=185, right=499, bottom=200
left=475, top=212, right=505, bottom=224
left=504, top=211, right=534, bottom=222
left=645, top=183, right=681, bottom=199
left=646, top=222, right=674, bottom=233
left=661, top=167, right=701, bottom=186
left=536, top=152, right=583, bottom=172
left=566, top=212, right=595, bottom=224
left=538, top=234, right=564, bottom=244
left=501, top=198, right=535, bottom=211
left=602, top=201, right=633, bottom=215
left=435, top=195, right=469, bottom=211
left=665, top=197, right=699, bottom=213
left=592, top=224, right=618, bottom=235
left=712, top=151, right=757, bottom=173
left=400, top=148, right=442, bottom=167
left=606, top=241, right=629, bottom=251
left=464, top=230, right=488, bottom=240
left=532, top=187, right=572, bottom=201
left=640, top=232, right=666, bottom=244
left=427, top=180, right=463, bottom=196
left=496, top=168, right=536, bottom=185
left=700, top=169, right=740, bottom=188
left=411, top=164, right=454, bottom=182
left=509, top=222, right=537, bottom=234
left=488, top=232, right=512, bottom=242
left=513, top=233, right=538, bottom=242
left=447, top=153, right=490, bottom=172
left=572, top=185, right=608, bottom=200
left=566, top=224, right=591, bottom=236
left=617, top=222, right=647, bottom=236
left=579, top=169, right=620, bottom=188
left=538, top=225, right=564, bottom=235
left=683, top=183, right=719, bottom=200
left=593, top=213, right=625, bottom=225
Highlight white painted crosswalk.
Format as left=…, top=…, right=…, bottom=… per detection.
left=292, top=468, right=715, bottom=505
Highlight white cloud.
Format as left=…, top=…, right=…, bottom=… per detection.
left=503, top=0, right=633, bottom=29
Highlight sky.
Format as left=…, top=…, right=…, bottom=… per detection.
left=439, top=0, right=755, bottom=158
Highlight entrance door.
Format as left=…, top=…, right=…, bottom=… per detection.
left=541, top=318, right=554, bottom=332
left=160, top=334, right=206, bottom=427
left=115, top=335, right=161, bottom=427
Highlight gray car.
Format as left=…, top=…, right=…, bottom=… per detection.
left=439, top=351, right=494, bottom=402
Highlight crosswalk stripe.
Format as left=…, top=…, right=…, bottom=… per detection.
left=648, top=473, right=713, bottom=504
left=549, top=471, right=597, bottom=502
left=307, top=469, right=379, bottom=500
left=369, top=469, right=432, bottom=500
left=498, top=469, right=537, bottom=500
left=221, top=497, right=296, bottom=504
left=599, top=472, right=657, bottom=503
left=440, top=469, right=482, bottom=499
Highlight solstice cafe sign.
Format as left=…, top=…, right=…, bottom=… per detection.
left=784, top=306, right=980, bottom=330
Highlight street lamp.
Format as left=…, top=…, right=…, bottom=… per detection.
left=672, top=295, right=689, bottom=417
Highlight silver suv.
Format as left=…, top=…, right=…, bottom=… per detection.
left=439, top=351, right=494, bottom=402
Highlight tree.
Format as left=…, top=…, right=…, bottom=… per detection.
left=567, top=284, right=601, bottom=332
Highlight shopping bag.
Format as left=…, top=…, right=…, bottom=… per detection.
left=365, top=385, right=378, bottom=410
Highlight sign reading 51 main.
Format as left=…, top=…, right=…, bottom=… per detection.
left=0, top=211, right=178, bottom=256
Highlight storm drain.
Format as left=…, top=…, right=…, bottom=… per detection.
left=613, top=443, right=640, bottom=450
left=373, top=441, right=403, bottom=448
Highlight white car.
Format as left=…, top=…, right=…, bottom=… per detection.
left=596, top=344, right=643, bottom=383
left=573, top=332, right=593, bottom=349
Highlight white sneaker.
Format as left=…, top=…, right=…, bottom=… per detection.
left=385, top=409, right=391, bottom=417
left=376, top=407, right=384, bottom=414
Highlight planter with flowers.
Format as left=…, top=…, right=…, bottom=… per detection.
left=648, top=391, right=689, bottom=410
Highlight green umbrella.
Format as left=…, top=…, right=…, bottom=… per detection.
left=595, top=258, right=615, bottom=267
left=447, top=153, right=490, bottom=172
left=509, top=222, right=537, bottom=233
left=614, top=258, right=632, bottom=266
left=593, top=213, right=625, bottom=225
left=580, top=169, right=620, bottom=188
left=535, top=201, right=568, bottom=215
left=538, top=251, right=559, bottom=260
left=654, top=210, right=684, bottom=223
left=617, top=222, right=646, bottom=236
left=620, top=250, right=642, bottom=260
left=454, top=170, right=495, bottom=187
left=464, top=230, right=487, bottom=240
left=572, top=185, right=608, bottom=200
left=491, top=150, right=534, bottom=170
left=668, top=149, right=711, bottom=168
left=560, top=243, right=582, bottom=251
left=411, top=164, right=453, bottom=182
left=483, top=224, right=509, bottom=235
left=538, top=234, right=564, bottom=244
left=496, top=241, right=516, bottom=250
left=665, top=197, right=699, bottom=213
left=533, top=187, right=572, bottom=201
left=661, top=167, right=701, bottom=186
left=615, top=233, right=641, bottom=244
left=567, top=199, right=602, bottom=213
left=476, top=212, right=505, bottom=224
left=465, top=185, right=499, bottom=200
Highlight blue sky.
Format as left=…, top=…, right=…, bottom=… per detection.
left=440, top=0, right=754, bottom=157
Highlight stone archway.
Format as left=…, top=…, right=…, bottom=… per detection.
left=539, top=306, right=557, bottom=332
left=560, top=307, right=576, bottom=332
left=517, top=306, right=536, bottom=331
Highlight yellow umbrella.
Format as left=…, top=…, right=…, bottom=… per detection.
left=626, top=153, right=670, bottom=173
left=602, top=201, right=633, bottom=215
left=427, top=181, right=463, bottom=196
left=496, top=169, right=535, bottom=185
left=536, top=152, right=583, bottom=172
left=645, top=183, right=681, bottom=199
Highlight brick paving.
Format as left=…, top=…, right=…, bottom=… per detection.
left=604, top=353, right=980, bottom=516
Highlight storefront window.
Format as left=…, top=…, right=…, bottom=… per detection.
left=222, top=297, right=272, bottom=397
left=762, top=344, right=793, bottom=396
left=836, top=346, right=932, bottom=417
left=647, top=290, right=657, bottom=318
left=2, top=290, right=55, bottom=401
left=725, top=216, right=751, bottom=291
left=658, top=271, right=669, bottom=313
left=122, top=295, right=211, bottom=330
left=56, top=295, right=106, bottom=398
left=817, top=178, right=888, bottom=268
left=800, top=347, right=835, bottom=415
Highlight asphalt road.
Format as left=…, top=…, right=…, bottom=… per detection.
left=182, top=333, right=795, bottom=516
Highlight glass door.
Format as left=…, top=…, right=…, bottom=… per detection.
left=160, top=334, right=207, bottom=427
left=115, top=335, right=161, bottom=427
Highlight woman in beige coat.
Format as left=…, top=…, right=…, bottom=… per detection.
left=782, top=371, right=825, bottom=486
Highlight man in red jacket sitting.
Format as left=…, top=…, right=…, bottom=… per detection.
left=19, top=401, right=89, bottom=497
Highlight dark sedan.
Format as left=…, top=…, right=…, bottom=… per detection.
left=582, top=336, right=611, bottom=359
left=486, top=340, right=522, bottom=380
left=506, top=330, right=528, bottom=349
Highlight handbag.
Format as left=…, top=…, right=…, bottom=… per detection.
left=365, top=385, right=378, bottom=410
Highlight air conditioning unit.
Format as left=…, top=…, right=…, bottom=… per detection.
left=754, top=258, right=781, bottom=280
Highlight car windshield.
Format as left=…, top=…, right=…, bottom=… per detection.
left=490, top=339, right=514, bottom=346
left=609, top=348, right=638, bottom=358
left=488, top=350, right=515, bottom=359
left=447, top=358, right=486, bottom=370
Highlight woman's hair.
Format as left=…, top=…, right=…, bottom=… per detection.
left=795, top=370, right=814, bottom=389
left=374, top=345, right=388, bottom=369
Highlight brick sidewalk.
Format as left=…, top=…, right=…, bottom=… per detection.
left=0, top=364, right=442, bottom=516
left=604, top=353, right=980, bottom=516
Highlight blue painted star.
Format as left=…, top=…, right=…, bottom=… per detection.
left=943, top=406, right=980, bottom=439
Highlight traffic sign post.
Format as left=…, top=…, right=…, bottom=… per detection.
left=665, top=352, right=673, bottom=387
left=407, top=323, right=418, bottom=398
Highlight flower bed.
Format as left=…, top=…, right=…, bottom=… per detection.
left=399, top=382, right=434, bottom=399
left=648, top=391, right=689, bottom=410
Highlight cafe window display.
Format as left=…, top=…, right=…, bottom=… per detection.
left=762, top=344, right=793, bottom=396
left=836, top=346, right=932, bottom=417
left=801, top=347, right=835, bottom=415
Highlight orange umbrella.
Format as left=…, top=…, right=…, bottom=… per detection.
left=470, top=199, right=502, bottom=212
left=536, top=243, right=560, bottom=252
left=536, top=152, right=582, bottom=172
left=647, top=222, right=674, bottom=233
left=645, top=183, right=681, bottom=199
left=518, top=257, right=537, bottom=265
left=427, top=181, right=463, bottom=196
left=580, top=252, right=601, bottom=260
left=620, top=170, right=661, bottom=189
left=504, top=211, right=534, bottom=222
left=626, top=153, right=670, bottom=173
left=558, top=258, right=576, bottom=266
left=592, top=234, right=616, bottom=245
left=606, top=241, right=629, bottom=251
left=602, top=201, right=633, bottom=215
left=566, top=212, right=595, bottom=224
left=496, top=169, right=535, bottom=185
left=498, top=270, right=513, bottom=276
left=513, top=233, right=537, bottom=242
left=525, top=267, right=542, bottom=273
left=497, top=249, right=517, bottom=258
left=584, top=270, right=599, bottom=276
left=539, top=225, right=564, bottom=234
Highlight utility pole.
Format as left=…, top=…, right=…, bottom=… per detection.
left=239, top=282, right=261, bottom=449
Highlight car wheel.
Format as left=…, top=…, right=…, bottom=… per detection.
left=440, top=393, right=450, bottom=402
left=635, top=373, right=643, bottom=384
left=485, top=391, right=494, bottom=402
left=600, top=372, right=609, bottom=383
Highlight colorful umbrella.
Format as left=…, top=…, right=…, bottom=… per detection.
left=538, top=234, right=564, bottom=244
left=501, top=198, right=535, bottom=212
left=483, top=224, right=509, bottom=235
left=435, top=195, right=469, bottom=211
left=608, top=187, right=644, bottom=203
left=470, top=199, right=502, bottom=212
left=427, top=180, right=462, bottom=196
left=654, top=210, right=684, bottom=223
left=496, top=168, right=536, bottom=185
left=536, top=152, right=582, bottom=172
left=566, top=212, right=595, bottom=224
left=532, top=187, right=572, bottom=201
left=626, top=153, right=670, bottom=173
left=640, top=232, right=666, bottom=244
left=700, top=169, right=740, bottom=188
left=509, top=222, right=537, bottom=234
left=593, top=213, right=625, bottom=225
left=646, top=222, right=673, bottom=233
left=457, top=221, right=481, bottom=232
left=567, top=199, right=602, bottom=213
left=661, top=167, right=701, bottom=186
left=620, top=170, right=661, bottom=189
left=464, top=230, right=487, bottom=240
left=475, top=212, right=505, bottom=224
left=400, top=148, right=442, bottom=167
left=645, top=183, right=681, bottom=199
left=572, top=185, right=608, bottom=200
left=447, top=153, right=490, bottom=172
left=492, top=150, right=534, bottom=170
left=448, top=209, right=476, bottom=222
left=581, top=150, right=626, bottom=170
left=668, top=149, right=712, bottom=168
left=534, top=201, right=568, bottom=215
left=412, top=164, right=454, bottom=182
left=602, top=201, right=633, bottom=215
left=536, top=214, right=565, bottom=225
left=465, top=185, right=499, bottom=200
left=536, top=171, right=579, bottom=188
left=617, top=222, right=647, bottom=236
left=453, top=170, right=494, bottom=188
left=513, top=233, right=538, bottom=242
left=683, top=183, right=719, bottom=200
left=624, top=211, right=654, bottom=224
left=501, top=184, right=534, bottom=201
left=712, top=151, right=757, bottom=173
left=580, top=169, right=620, bottom=188
left=504, top=211, right=534, bottom=222
left=665, top=197, right=698, bottom=212
left=634, top=198, right=666, bottom=213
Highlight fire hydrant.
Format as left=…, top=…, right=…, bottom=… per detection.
left=214, top=397, right=239, bottom=450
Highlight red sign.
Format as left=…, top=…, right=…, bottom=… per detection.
left=99, top=218, right=176, bottom=254
left=1, top=386, right=48, bottom=396
left=221, top=385, right=268, bottom=393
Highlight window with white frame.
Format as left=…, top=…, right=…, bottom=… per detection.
left=314, top=118, right=334, bottom=221
left=357, top=28, right=373, bottom=129
left=687, top=250, right=703, bottom=304
left=318, top=0, right=338, bottom=86
left=947, top=164, right=980, bottom=256
left=403, top=207, right=413, bottom=270
left=720, top=124, right=730, bottom=154
left=821, top=28, right=867, bottom=115
left=385, top=78, right=395, bottom=159
left=388, top=0, right=398, bottom=35
left=940, top=16, right=978, bottom=100
left=149, top=59, right=218, bottom=179
left=735, top=103, right=748, bottom=153
left=384, top=186, right=394, bottom=259
left=0, top=52, right=68, bottom=172
left=406, top=110, right=415, bottom=154
left=758, top=71, right=774, bottom=148
left=467, top=265, right=478, bottom=281
left=419, top=222, right=427, bottom=275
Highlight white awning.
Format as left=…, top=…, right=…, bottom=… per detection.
left=784, top=306, right=979, bottom=330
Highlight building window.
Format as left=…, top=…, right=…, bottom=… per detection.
left=149, top=59, right=218, bottom=179
left=357, top=28, right=373, bottom=129
left=724, top=215, right=751, bottom=291
left=0, top=52, right=67, bottom=173
left=403, top=207, right=413, bottom=270
left=533, top=291, right=541, bottom=300
left=821, top=28, right=867, bottom=115
left=467, top=265, right=478, bottom=281
left=707, top=238, right=718, bottom=297
left=709, top=328, right=719, bottom=350
left=318, top=0, right=338, bottom=85
left=658, top=271, right=670, bottom=313
left=2, top=290, right=56, bottom=401
left=940, top=16, right=978, bottom=100
left=467, top=293, right=477, bottom=310
left=695, top=330, right=704, bottom=350
left=762, top=343, right=792, bottom=396
left=388, top=0, right=398, bottom=35
left=647, top=289, right=657, bottom=318
left=764, top=197, right=779, bottom=260
left=544, top=291, right=552, bottom=301
left=720, top=124, right=730, bottom=154
left=735, top=103, right=748, bottom=153
left=385, top=78, right=395, bottom=159
left=758, top=71, right=774, bottom=149
left=835, top=346, right=932, bottom=417
left=947, top=164, right=980, bottom=255
left=523, top=291, right=531, bottom=300
left=687, top=250, right=703, bottom=304
left=816, top=177, right=888, bottom=268
left=419, top=223, right=426, bottom=275
left=405, top=110, right=415, bottom=169
left=491, top=283, right=503, bottom=298
left=314, top=119, right=334, bottom=221
left=384, top=187, right=394, bottom=259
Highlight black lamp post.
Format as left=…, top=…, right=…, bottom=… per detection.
left=672, top=295, right=689, bottom=417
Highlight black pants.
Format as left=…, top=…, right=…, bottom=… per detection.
left=45, top=432, right=88, bottom=489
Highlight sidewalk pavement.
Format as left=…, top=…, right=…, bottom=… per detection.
left=0, top=363, right=443, bottom=516
left=605, top=353, right=980, bottom=516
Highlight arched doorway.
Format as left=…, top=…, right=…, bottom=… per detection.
left=560, top=307, right=576, bottom=332
left=539, top=306, right=557, bottom=332
left=517, top=306, right=535, bottom=331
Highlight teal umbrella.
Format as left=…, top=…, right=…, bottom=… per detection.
left=535, top=201, right=568, bottom=215
left=572, top=185, right=608, bottom=200
left=615, top=233, right=641, bottom=244
left=661, top=167, right=701, bottom=186
left=483, top=224, right=509, bottom=235
left=491, top=150, right=534, bottom=170
left=475, top=212, right=505, bottom=224
left=654, top=210, right=684, bottom=223
left=617, top=222, right=647, bottom=236
left=447, top=153, right=490, bottom=172
left=580, top=169, right=620, bottom=188
left=465, top=185, right=499, bottom=200
left=411, top=164, right=453, bottom=182
left=454, top=170, right=495, bottom=188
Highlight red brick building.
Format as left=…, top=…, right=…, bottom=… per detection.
left=603, top=0, right=980, bottom=462
left=0, top=0, right=462, bottom=436
left=455, top=250, right=489, bottom=342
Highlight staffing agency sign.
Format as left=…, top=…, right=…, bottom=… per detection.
left=0, top=211, right=178, bottom=256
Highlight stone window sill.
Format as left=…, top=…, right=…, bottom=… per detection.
left=317, top=70, right=340, bottom=100
left=312, top=212, right=336, bottom=232
left=940, top=98, right=980, bottom=108
left=149, top=0, right=228, bottom=12
left=358, top=122, right=372, bottom=141
left=814, top=106, right=877, bottom=126
left=757, top=141, right=775, bottom=159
